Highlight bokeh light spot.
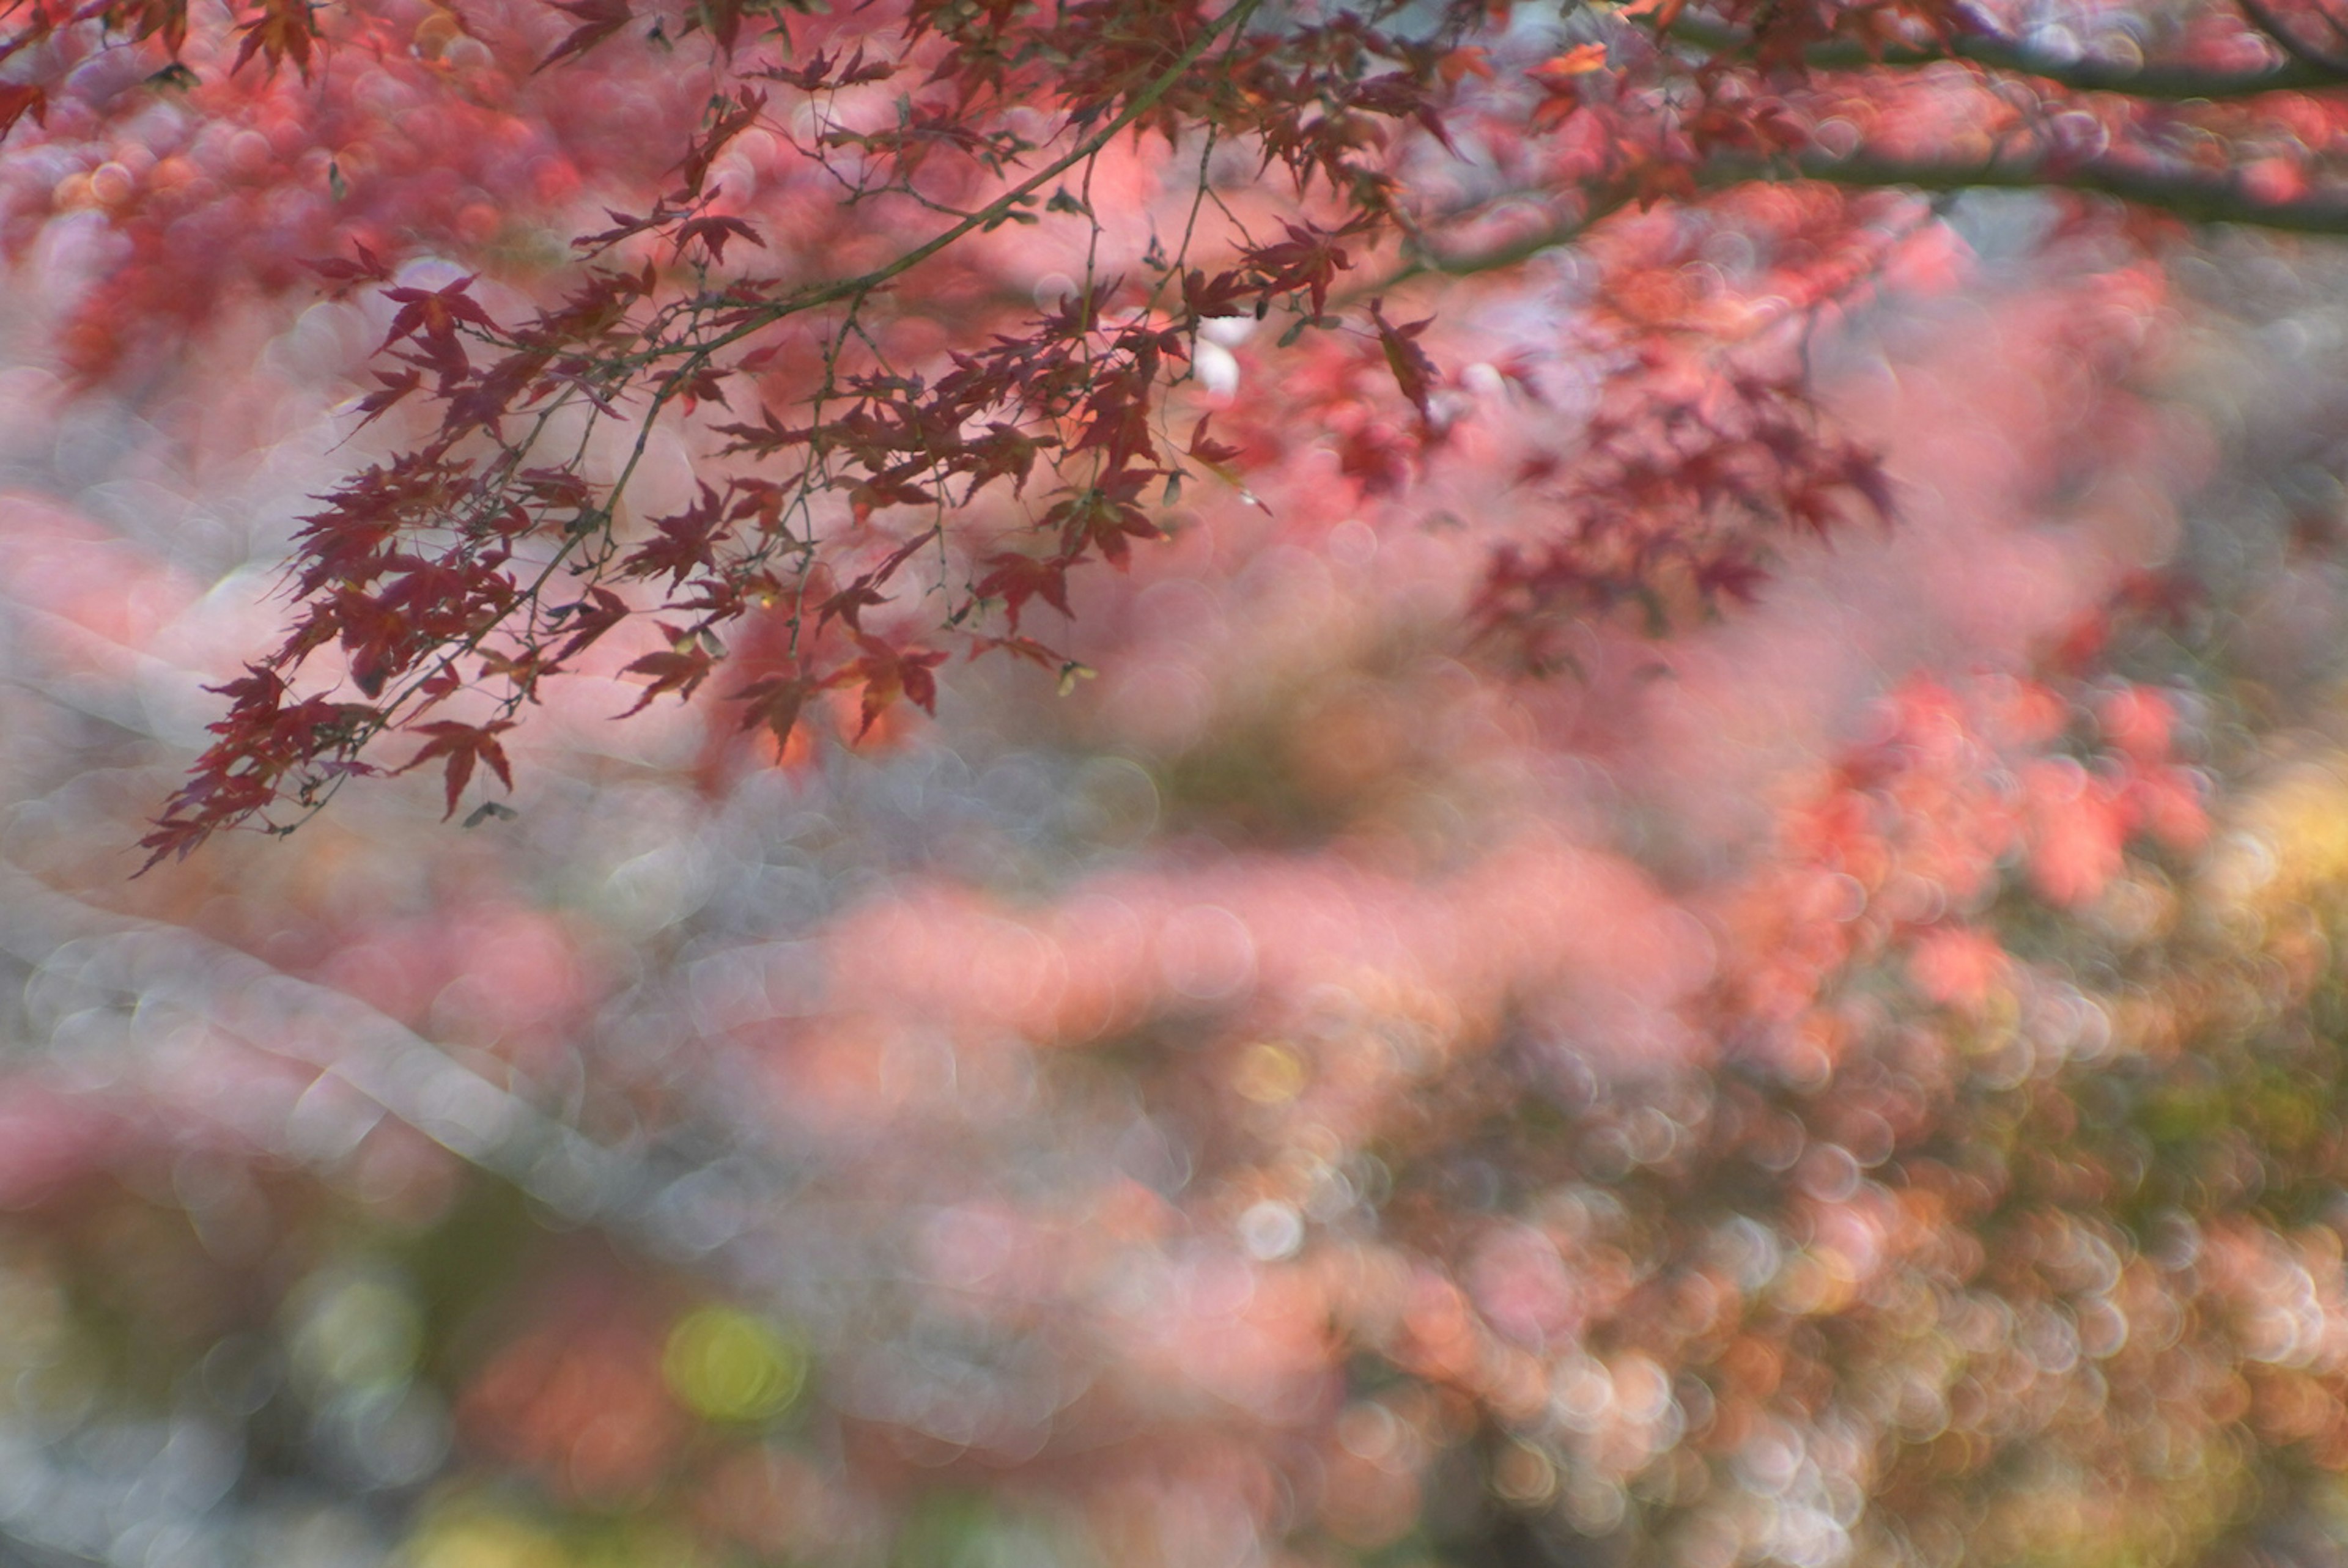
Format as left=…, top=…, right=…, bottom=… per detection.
left=662, top=1306, right=805, bottom=1424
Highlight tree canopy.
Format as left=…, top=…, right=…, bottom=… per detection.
left=3, top=0, right=2325, bottom=856
left=8, top=2, right=2348, bottom=1568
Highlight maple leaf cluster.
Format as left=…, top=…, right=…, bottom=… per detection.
left=0, top=0, right=2256, bottom=859
left=13, top=74, right=2348, bottom=1563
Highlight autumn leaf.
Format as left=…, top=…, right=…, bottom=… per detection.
left=975, top=553, right=1075, bottom=629
left=673, top=214, right=764, bottom=265
left=0, top=83, right=47, bottom=140
left=396, top=719, right=516, bottom=819
left=231, top=0, right=317, bottom=76
left=1370, top=299, right=1439, bottom=425
left=964, top=632, right=1064, bottom=669
left=1241, top=223, right=1352, bottom=318
left=1047, top=477, right=1161, bottom=565
left=618, top=632, right=717, bottom=715
left=1694, top=550, right=1770, bottom=605
left=1617, top=0, right=1689, bottom=30
left=731, top=674, right=813, bottom=751
left=378, top=277, right=495, bottom=355
left=107, top=0, right=193, bottom=57
left=841, top=634, right=945, bottom=737
left=1528, top=42, right=1608, bottom=83
left=307, top=242, right=394, bottom=297
left=345, top=368, right=423, bottom=433
left=692, top=0, right=744, bottom=54
left=1185, top=413, right=1241, bottom=466
left=674, top=91, right=766, bottom=199
left=619, top=485, right=733, bottom=586
left=551, top=586, right=631, bottom=661
left=818, top=578, right=888, bottom=631
left=536, top=0, right=631, bottom=72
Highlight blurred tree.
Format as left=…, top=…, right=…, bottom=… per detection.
left=0, top=0, right=2320, bottom=852
left=10, top=4, right=2348, bottom=1568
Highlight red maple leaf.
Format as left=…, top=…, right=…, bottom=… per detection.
left=975, top=553, right=1076, bottom=629
left=536, top=0, right=630, bottom=70
left=396, top=720, right=516, bottom=819
left=841, top=635, right=946, bottom=737
left=618, top=631, right=717, bottom=715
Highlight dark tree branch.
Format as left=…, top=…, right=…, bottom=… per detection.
left=2229, top=0, right=2348, bottom=78
left=1767, top=149, right=2348, bottom=232
left=1670, top=14, right=2348, bottom=97
left=1398, top=150, right=2348, bottom=292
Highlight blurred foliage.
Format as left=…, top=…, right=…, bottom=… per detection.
left=17, top=95, right=2348, bottom=1568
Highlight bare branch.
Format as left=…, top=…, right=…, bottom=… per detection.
left=1762, top=149, right=2348, bottom=233
left=1669, top=13, right=2348, bottom=97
